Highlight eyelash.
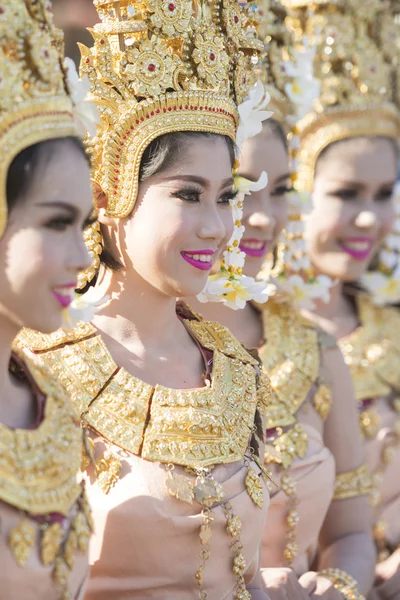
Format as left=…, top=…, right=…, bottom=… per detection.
left=271, top=185, right=293, bottom=197
left=171, top=187, right=237, bottom=204
left=331, top=189, right=394, bottom=201
left=45, top=215, right=97, bottom=232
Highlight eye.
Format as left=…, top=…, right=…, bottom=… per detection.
left=271, top=185, right=293, bottom=198
left=218, top=189, right=238, bottom=204
left=44, top=216, right=74, bottom=231
left=171, top=187, right=203, bottom=203
left=377, top=188, right=394, bottom=201
left=329, top=189, right=359, bottom=201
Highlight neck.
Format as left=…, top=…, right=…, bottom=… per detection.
left=311, top=278, right=345, bottom=319
left=90, top=266, right=184, bottom=352
left=0, top=313, right=21, bottom=394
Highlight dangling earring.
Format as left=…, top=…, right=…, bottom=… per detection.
left=77, top=219, right=102, bottom=290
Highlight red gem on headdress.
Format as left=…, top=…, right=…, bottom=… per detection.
left=168, top=3, right=175, bottom=10
left=0, top=8, right=4, bottom=13
left=209, top=53, right=216, bottom=61
left=148, top=63, right=156, bottom=72
left=234, top=15, right=239, bottom=23
left=44, top=50, right=49, bottom=58
left=86, top=58, right=90, bottom=64
left=100, top=39, right=105, bottom=45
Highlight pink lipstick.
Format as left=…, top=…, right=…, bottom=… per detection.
left=338, top=237, right=375, bottom=261
left=52, top=283, right=77, bottom=309
left=181, top=250, right=215, bottom=271
left=239, top=239, right=268, bottom=258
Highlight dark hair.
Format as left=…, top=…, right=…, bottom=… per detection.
left=99, top=131, right=236, bottom=272
left=6, top=136, right=88, bottom=213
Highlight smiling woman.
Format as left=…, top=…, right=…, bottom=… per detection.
left=15, top=1, right=276, bottom=599
left=0, top=1, right=97, bottom=598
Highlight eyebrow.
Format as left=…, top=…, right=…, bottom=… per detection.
left=325, top=178, right=397, bottom=188
left=37, top=201, right=77, bottom=215
left=238, top=172, right=290, bottom=184
left=159, top=174, right=234, bottom=189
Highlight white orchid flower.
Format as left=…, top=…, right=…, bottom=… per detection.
left=380, top=250, right=398, bottom=269
left=234, top=171, right=269, bottom=196
left=61, top=289, right=109, bottom=330
left=64, top=57, right=99, bottom=138
left=236, top=80, right=274, bottom=149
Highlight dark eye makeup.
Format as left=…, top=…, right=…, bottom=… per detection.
left=171, top=186, right=237, bottom=204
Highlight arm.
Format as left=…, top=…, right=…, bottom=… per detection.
left=317, top=345, right=376, bottom=595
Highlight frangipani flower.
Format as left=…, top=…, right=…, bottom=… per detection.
left=64, top=57, right=99, bottom=138
left=361, top=264, right=400, bottom=306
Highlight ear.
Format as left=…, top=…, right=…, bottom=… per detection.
left=92, top=180, right=108, bottom=210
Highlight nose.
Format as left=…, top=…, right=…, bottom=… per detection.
left=354, top=210, right=378, bottom=229
left=197, top=202, right=228, bottom=242
left=247, top=209, right=275, bottom=232
left=68, top=230, right=93, bottom=274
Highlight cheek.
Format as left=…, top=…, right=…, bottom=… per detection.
left=1, top=229, right=51, bottom=293
left=307, top=196, right=348, bottom=246
left=222, top=208, right=234, bottom=242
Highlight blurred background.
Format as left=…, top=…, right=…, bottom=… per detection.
left=52, top=0, right=99, bottom=65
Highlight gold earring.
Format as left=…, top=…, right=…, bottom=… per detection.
left=77, top=220, right=102, bottom=290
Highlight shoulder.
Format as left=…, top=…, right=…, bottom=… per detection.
left=180, top=301, right=259, bottom=366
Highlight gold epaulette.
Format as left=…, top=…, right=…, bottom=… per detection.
left=184, top=317, right=260, bottom=367
left=339, top=294, right=400, bottom=403
left=14, top=322, right=97, bottom=354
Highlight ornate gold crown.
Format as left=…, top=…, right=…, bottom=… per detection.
left=0, top=0, right=79, bottom=238
left=256, top=0, right=292, bottom=125
left=80, top=0, right=263, bottom=218
left=280, top=0, right=400, bottom=191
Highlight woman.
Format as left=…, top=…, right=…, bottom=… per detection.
left=280, top=1, right=400, bottom=599
left=0, top=0, right=96, bottom=598
left=186, top=2, right=375, bottom=598
left=17, top=1, right=274, bottom=598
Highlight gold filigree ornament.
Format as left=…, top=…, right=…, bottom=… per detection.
left=8, top=519, right=35, bottom=566
left=0, top=0, right=97, bottom=240
left=280, top=0, right=400, bottom=193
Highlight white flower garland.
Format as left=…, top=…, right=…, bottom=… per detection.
left=198, top=81, right=272, bottom=309
left=360, top=183, right=400, bottom=305
left=266, top=39, right=334, bottom=309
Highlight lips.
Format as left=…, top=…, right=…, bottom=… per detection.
left=338, top=237, right=375, bottom=261
left=181, top=250, right=215, bottom=272
left=239, top=239, right=268, bottom=258
left=52, top=284, right=77, bottom=309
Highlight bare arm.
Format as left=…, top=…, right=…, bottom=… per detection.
left=317, top=345, right=376, bottom=594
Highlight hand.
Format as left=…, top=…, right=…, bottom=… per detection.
left=370, top=563, right=400, bottom=600
left=375, top=549, right=400, bottom=585
left=299, top=572, right=344, bottom=600
left=261, top=567, right=311, bottom=600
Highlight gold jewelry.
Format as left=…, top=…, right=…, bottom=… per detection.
left=319, top=568, right=366, bottom=600
left=17, top=308, right=270, bottom=599
left=3, top=351, right=93, bottom=599
left=280, top=1, right=400, bottom=192
left=81, top=0, right=263, bottom=219
left=77, top=219, right=102, bottom=289
left=255, top=300, right=333, bottom=567
left=0, top=0, right=92, bottom=239
left=333, top=464, right=373, bottom=502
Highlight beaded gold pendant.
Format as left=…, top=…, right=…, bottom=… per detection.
left=165, top=468, right=194, bottom=504
left=245, top=468, right=264, bottom=508
left=9, top=519, right=35, bottom=566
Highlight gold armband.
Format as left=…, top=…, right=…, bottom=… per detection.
left=319, top=569, right=366, bottom=600
left=333, top=464, right=373, bottom=501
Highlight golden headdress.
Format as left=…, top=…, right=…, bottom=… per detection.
left=0, top=0, right=91, bottom=239
left=280, top=0, right=400, bottom=192
left=80, top=0, right=263, bottom=219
